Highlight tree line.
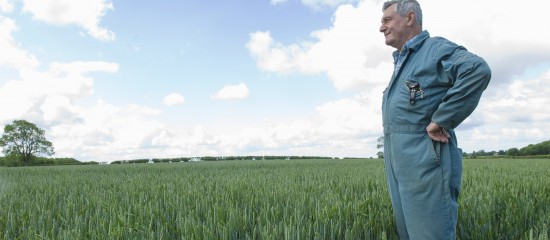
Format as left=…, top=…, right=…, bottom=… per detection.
left=464, top=140, right=550, bottom=158
left=110, top=156, right=347, bottom=164
left=0, top=155, right=98, bottom=167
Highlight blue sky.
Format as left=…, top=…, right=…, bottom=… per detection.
left=1, top=0, right=550, bottom=161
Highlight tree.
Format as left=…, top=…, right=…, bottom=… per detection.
left=0, top=120, right=55, bottom=166
left=376, top=136, right=384, bottom=158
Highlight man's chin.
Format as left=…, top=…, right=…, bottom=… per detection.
left=384, top=39, right=399, bottom=49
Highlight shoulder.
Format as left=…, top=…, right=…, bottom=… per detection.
left=427, top=37, right=490, bottom=74
left=420, top=36, right=488, bottom=67
left=422, top=36, right=464, bottom=54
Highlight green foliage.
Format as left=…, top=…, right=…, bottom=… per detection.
left=466, top=139, right=550, bottom=158
left=458, top=158, right=550, bottom=239
left=519, top=140, right=550, bottom=156
left=0, top=159, right=394, bottom=239
left=377, top=136, right=384, bottom=150
left=376, top=136, right=384, bottom=159
left=0, top=156, right=92, bottom=167
left=0, top=119, right=54, bottom=166
left=0, top=158, right=548, bottom=239
left=0, top=154, right=24, bottom=167
left=507, top=147, right=520, bottom=156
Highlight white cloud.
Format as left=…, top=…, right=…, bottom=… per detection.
left=247, top=1, right=391, bottom=91
left=163, top=93, right=185, bottom=106
left=0, top=61, right=118, bottom=123
left=203, top=89, right=384, bottom=158
left=48, top=61, right=118, bottom=75
left=0, top=16, right=40, bottom=70
left=0, top=0, right=14, bottom=13
left=483, top=75, right=550, bottom=124
left=314, top=93, right=381, bottom=137
left=50, top=89, right=385, bottom=160
left=270, top=0, right=287, bottom=5
left=300, top=0, right=360, bottom=10
left=22, top=0, right=115, bottom=41
left=49, top=100, right=169, bottom=161
left=211, top=83, right=249, bottom=100
left=455, top=69, right=550, bottom=152
left=422, top=0, right=550, bottom=85
left=270, top=0, right=361, bottom=10
left=40, top=95, right=79, bottom=122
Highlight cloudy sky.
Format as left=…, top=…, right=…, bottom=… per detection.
left=1, top=0, right=549, bottom=162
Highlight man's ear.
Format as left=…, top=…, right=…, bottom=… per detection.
left=406, top=12, right=416, bottom=26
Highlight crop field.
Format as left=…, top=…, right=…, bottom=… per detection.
left=0, top=158, right=549, bottom=239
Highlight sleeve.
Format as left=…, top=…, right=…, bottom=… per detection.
left=431, top=47, right=491, bottom=129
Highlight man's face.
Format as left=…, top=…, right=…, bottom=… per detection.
left=379, top=4, right=408, bottom=50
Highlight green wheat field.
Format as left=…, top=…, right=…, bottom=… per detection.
left=1, top=158, right=549, bottom=239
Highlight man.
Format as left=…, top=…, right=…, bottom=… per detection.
left=379, top=0, right=491, bottom=239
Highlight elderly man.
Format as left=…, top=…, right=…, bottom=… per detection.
left=379, top=0, right=491, bottom=239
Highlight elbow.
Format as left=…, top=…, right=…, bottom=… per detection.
left=481, top=60, right=491, bottom=79
left=477, top=59, right=492, bottom=89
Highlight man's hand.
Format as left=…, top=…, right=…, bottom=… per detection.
left=426, top=122, right=450, bottom=143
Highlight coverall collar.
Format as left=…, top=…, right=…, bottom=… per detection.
left=394, top=30, right=430, bottom=57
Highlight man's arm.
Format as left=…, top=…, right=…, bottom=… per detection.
left=431, top=48, right=491, bottom=130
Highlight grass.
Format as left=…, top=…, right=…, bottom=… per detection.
left=0, top=158, right=548, bottom=239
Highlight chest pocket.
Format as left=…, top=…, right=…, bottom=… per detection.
left=404, top=80, right=423, bottom=105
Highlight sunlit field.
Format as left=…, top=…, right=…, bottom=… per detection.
left=0, top=158, right=549, bottom=239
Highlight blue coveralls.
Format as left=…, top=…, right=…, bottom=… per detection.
left=382, top=31, right=491, bottom=240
